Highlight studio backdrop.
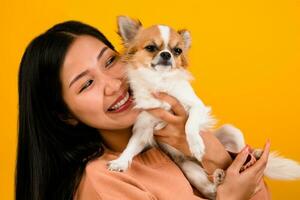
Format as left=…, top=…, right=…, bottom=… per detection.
left=1, top=0, right=300, bottom=199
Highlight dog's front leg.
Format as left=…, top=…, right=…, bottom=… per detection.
left=178, top=159, right=224, bottom=200
left=107, top=111, right=156, bottom=172
left=185, top=104, right=213, bottom=161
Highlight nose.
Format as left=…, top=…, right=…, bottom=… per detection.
left=104, top=78, right=122, bottom=96
left=160, top=51, right=171, bottom=61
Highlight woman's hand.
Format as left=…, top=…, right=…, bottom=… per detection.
left=147, top=92, right=271, bottom=199
left=146, top=92, right=232, bottom=173
left=217, top=141, right=271, bottom=200
left=146, top=92, right=192, bottom=156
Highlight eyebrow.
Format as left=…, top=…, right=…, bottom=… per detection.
left=68, top=70, right=89, bottom=88
left=68, top=47, right=109, bottom=88
left=97, top=46, right=108, bottom=60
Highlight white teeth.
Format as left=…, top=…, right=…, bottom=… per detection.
left=110, top=92, right=129, bottom=110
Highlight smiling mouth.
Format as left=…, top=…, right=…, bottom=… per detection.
left=107, top=88, right=134, bottom=113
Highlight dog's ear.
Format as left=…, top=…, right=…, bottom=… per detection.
left=178, top=29, right=191, bottom=50
left=117, top=16, right=142, bottom=44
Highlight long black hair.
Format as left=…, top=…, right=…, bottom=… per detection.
left=16, top=21, right=115, bottom=200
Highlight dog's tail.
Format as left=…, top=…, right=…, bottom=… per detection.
left=264, top=152, right=300, bottom=180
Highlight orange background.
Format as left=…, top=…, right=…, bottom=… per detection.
left=1, top=0, right=300, bottom=199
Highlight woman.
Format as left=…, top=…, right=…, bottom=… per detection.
left=16, top=20, right=270, bottom=200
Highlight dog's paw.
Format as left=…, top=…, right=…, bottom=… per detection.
left=213, top=168, right=225, bottom=186
left=252, top=149, right=263, bottom=160
left=107, top=158, right=131, bottom=172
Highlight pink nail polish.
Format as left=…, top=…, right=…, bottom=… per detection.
left=244, top=145, right=249, bottom=153
left=152, top=92, right=158, bottom=97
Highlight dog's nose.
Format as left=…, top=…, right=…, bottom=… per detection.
left=160, top=51, right=171, bottom=61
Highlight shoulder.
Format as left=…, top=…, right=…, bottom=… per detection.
left=74, top=147, right=173, bottom=200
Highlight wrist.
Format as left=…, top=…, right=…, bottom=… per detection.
left=216, top=185, right=236, bottom=200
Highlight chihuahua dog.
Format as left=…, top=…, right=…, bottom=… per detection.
left=107, top=16, right=300, bottom=199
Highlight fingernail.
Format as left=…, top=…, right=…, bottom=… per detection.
left=152, top=92, right=159, bottom=97
left=243, top=145, right=249, bottom=153
left=266, top=139, right=271, bottom=147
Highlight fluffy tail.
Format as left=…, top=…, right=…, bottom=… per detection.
left=265, top=152, right=300, bottom=180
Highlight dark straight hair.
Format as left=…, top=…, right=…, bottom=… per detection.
left=16, top=21, right=115, bottom=200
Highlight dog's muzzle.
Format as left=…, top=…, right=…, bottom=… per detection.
left=151, top=51, right=173, bottom=68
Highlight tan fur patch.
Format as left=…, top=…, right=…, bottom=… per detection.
left=123, top=25, right=189, bottom=69
left=169, top=28, right=189, bottom=68
left=124, top=26, right=163, bottom=69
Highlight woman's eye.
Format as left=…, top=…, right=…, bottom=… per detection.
left=105, top=56, right=116, bottom=68
left=145, top=45, right=157, bottom=52
left=173, top=47, right=182, bottom=56
left=79, top=79, right=93, bottom=93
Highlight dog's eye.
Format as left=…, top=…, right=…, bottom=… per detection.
left=145, top=45, right=157, bottom=52
left=173, top=47, right=182, bottom=56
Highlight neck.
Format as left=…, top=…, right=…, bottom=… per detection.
left=98, top=127, right=132, bottom=153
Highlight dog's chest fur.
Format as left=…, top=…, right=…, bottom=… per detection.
left=127, top=66, right=197, bottom=111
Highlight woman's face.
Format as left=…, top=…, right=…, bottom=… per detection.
left=61, top=35, right=140, bottom=130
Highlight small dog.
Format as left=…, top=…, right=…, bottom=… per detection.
left=107, top=16, right=300, bottom=199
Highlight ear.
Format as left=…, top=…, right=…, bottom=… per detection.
left=58, top=113, right=79, bottom=126
left=117, top=16, right=142, bottom=43
left=64, top=118, right=79, bottom=126
left=178, top=29, right=191, bottom=50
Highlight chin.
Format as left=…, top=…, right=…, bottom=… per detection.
left=107, top=110, right=139, bottom=129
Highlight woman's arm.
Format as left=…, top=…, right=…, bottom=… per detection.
left=201, top=131, right=232, bottom=174
left=147, top=92, right=232, bottom=173
left=147, top=92, right=271, bottom=199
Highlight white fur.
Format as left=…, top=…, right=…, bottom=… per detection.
left=214, top=124, right=245, bottom=153
left=265, top=152, right=300, bottom=180
left=181, top=30, right=191, bottom=50
left=111, top=18, right=300, bottom=199
left=158, top=25, right=170, bottom=47
left=215, top=126, right=300, bottom=181
left=180, top=160, right=219, bottom=199
left=107, top=65, right=219, bottom=198
left=108, top=66, right=216, bottom=157
left=108, top=63, right=300, bottom=198
left=128, top=67, right=215, bottom=160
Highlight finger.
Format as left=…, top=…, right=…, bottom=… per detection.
left=153, top=126, right=169, bottom=137
left=154, top=134, right=170, bottom=144
left=240, top=153, right=257, bottom=172
left=147, top=108, right=179, bottom=124
left=249, top=140, right=270, bottom=174
left=251, top=179, right=265, bottom=198
left=251, top=185, right=263, bottom=198
left=228, top=146, right=250, bottom=172
left=153, top=92, right=187, bottom=117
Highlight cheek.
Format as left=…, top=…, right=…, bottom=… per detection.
left=67, top=91, right=105, bottom=124
left=67, top=92, right=137, bottom=130
left=174, top=57, right=182, bottom=67
left=174, top=55, right=187, bottom=67
left=109, top=60, right=126, bottom=76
